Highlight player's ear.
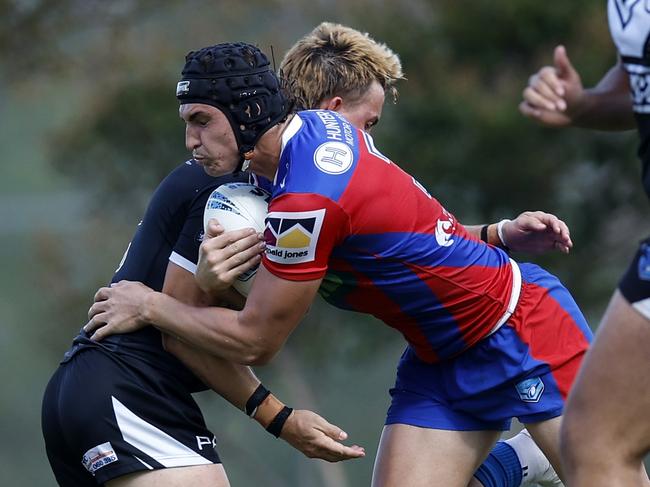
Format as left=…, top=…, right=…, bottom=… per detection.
left=321, top=97, right=343, bottom=111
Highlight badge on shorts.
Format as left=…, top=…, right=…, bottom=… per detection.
left=637, top=243, right=650, bottom=281
left=82, top=441, right=118, bottom=475
left=515, top=377, right=545, bottom=403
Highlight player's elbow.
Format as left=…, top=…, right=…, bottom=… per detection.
left=245, top=350, right=275, bottom=366
left=237, top=336, right=280, bottom=366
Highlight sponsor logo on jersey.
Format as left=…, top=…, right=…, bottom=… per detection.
left=315, top=110, right=355, bottom=145
left=196, top=435, right=217, bottom=451
left=313, top=141, right=354, bottom=175
left=265, top=209, right=325, bottom=264
left=638, top=243, right=650, bottom=280
left=515, top=377, right=545, bottom=403
left=176, top=80, right=190, bottom=95
left=82, top=441, right=118, bottom=475
left=435, top=209, right=456, bottom=247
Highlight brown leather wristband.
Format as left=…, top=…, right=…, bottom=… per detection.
left=252, top=394, right=285, bottom=429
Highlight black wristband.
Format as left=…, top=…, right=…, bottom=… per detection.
left=245, top=384, right=271, bottom=417
left=480, top=224, right=489, bottom=243
left=266, top=405, right=293, bottom=438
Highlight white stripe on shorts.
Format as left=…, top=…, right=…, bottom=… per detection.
left=112, top=396, right=211, bottom=467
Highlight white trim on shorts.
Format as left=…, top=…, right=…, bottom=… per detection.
left=112, top=396, right=212, bottom=468
left=487, top=258, right=522, bottom=336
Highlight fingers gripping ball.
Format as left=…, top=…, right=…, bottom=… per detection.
left=203, top=182, right=270, bottom=296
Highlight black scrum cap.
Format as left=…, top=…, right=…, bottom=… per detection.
left=176, top=42, right=289, bottom=157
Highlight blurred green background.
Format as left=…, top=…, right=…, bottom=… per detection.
left=2, top=0, right=647, bottom=485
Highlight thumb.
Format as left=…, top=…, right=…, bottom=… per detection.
left=554, top=45, right=576, bottom=80
left=205, top=219, right=224, bottom=239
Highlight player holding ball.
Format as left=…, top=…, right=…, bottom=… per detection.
left=85, top=35, right=591, bottom=487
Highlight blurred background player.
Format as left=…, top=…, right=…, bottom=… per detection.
left=41, top=43, right=364, bottom=487
left=85, top=36, right=591, bottom=487
left=519, top=3, right=650, bottom=486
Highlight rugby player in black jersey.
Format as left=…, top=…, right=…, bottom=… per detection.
left=41, top=43, right=364, bottom=487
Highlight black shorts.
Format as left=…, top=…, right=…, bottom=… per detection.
left=619, top=236, right=650, bottom=319
left=41, top=347, right=220, bottom=486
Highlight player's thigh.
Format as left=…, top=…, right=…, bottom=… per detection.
left=371, top=423, right=500, bottom=487
left=563, top=291, right=650, bottom=458
left=107, top=463, right=230, bottom=487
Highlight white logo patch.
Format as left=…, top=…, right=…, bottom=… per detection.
left=265, top=209, right=325, bottom=264
left=82, top=442, right=118, bottom=475
left=313, top=142, right=353, bottom=174
left=176, top=80, right=190, bottom=96
left=435, top=210, right=456, bottom=247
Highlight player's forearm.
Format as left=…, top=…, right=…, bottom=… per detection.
left=143, top=292, right=274, bottom=365
left=572, top=64, right=635, bottom=131
left=164, top=336, right=260, bottom=409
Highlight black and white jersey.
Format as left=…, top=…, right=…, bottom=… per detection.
left=65, top=160, right=248, bottom=392
left=609, top=0, right=650, bottom=196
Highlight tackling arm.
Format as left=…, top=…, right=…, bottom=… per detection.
left=87, top=264, right=321, bottom=365
left=160, top=261, right=259, bottom=407
left=144, top=265, right=320, bottom=364
left=159, top=262, right=364, bottom=461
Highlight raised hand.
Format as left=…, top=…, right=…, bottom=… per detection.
left=519, top=45, right=585, bottom=127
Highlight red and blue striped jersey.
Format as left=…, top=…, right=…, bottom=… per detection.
left=262, top=110, right=521, bottom=363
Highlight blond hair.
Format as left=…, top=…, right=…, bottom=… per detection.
left=280, top=22, right=404, bottom=109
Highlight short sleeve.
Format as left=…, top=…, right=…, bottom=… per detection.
left=169, top=195, right=206, bottom=274
left=262, top=192, right=350, bottom=281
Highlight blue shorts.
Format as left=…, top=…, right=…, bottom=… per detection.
left=385, top=263, right=593, bottom=431
left=619, top=236, right=650, bottom=319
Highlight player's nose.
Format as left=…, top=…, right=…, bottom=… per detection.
left=185, top=125, right=201, bottom=152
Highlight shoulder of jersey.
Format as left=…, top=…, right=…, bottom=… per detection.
left=276, top=110, right=361, bottom=198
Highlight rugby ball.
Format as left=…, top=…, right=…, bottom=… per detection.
left=203, top=182, right=271, bottom=297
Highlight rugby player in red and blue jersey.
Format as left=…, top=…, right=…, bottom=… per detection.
left=86, top=39, right=590, bottom=487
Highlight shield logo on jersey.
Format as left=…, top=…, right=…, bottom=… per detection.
left=435, top=209, right=456, bottom=247
left=515, top=377, right=545, bottom=403
left=265, top=209, right=325, bottom=264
